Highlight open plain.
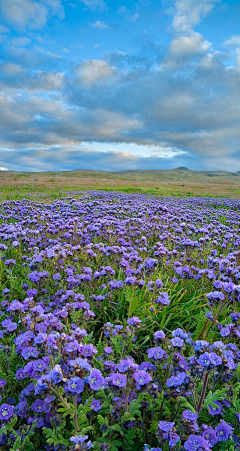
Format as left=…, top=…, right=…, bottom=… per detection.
left=2, top=168, right=240, bottom=200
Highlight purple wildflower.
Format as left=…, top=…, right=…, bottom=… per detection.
left=182, top=410, right=198, bottom=422
left=171, top=337, right=184, bottom=347
left=169, top=432, right=180, bottom=447
left=133, top=370, right=152, bottom=386
left=155, top=292, right=170, bottom=306
left=203, top=428, right=218, bottom=447
left=90, top=398, right=102, bottom=412
left=147, top=347, right=165, bottom=360
left=127, top=317, right=141, bottom=326
left=68, top=377, right=84, bottom=394
left=208, top=401, right=222, bottom=416
left=158, top=421, right=175, bottom=432
left=0, top=404, right=14, bottom=420
left=112, top=373, right=127, bottom=388
left=0, top=379, right=6, bottom=389
left=70, top=435, right=93, bottom=449
left=215, top=420, right=233, bottom=441
left=184, top=434, right=210, bottom=450
left=88, top=370, right=104, bottom=390
left=16, top=369, right=26, bottom=380
left=154, top=330, right=165, bottom=340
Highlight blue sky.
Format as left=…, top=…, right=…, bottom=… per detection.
left=1, top=0, right=240, bottom=172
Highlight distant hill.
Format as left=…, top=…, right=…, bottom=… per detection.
left=1, top=168, right=240, bottom=199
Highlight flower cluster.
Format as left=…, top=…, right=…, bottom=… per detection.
left=0, top=193, right=239, bottom=450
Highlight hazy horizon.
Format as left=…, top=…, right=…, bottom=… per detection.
left=2, top=166, right=240, bottom=174
left=1, top=0, right=240, bottom=172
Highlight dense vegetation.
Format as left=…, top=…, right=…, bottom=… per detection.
left=0, top=192, right=240, bottom=451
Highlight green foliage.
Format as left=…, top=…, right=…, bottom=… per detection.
left=236, top=363, right=240, bottom=381
left=94, top=438, right=123, bottom=451
left=202, top=389, right=229, bottom=410
left=0, top=346, right=21, bottom=388
left=2, top=419, right=36, bottom=451
left=129, top=399, right=142, bottom=418
left=178, top=396, right=196, bottom=413
left=42, top=421, right=70, bottom=448
left=126, top=286, right=139, bottom=318
left=124, top=429, right=137, bottom=451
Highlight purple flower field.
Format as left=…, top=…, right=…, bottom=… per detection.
left=0, top=191, right=240, bottom=451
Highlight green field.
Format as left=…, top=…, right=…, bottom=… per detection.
left=1, top=167, right=240, bottom=200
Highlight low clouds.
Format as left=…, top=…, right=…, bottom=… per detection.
left=0, top=63, right=65, bottom=92
left=0, top=0, right=64, bottom=30
left=0, top=146, right=191, bottom=172
left=79, top=0, right=107, bottom=12
left=170, top=33, right=211, bottom=57
left=1, top=39, right=240, bottom=170
left=0, top=0, right=240, bottom=172
left=223, top=36, right=240, bottom=47
left=11, top=36, right=31, bottom=46
left=172, top=0, right=219, bottom=32
left=75, top=60, right=116, bottom=86
left=0, top=24, right=9, bottom=32
left=91, top=20, right=109, bottom=29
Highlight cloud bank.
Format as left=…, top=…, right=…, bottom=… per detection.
left=0, top=0, right=240, bottom=171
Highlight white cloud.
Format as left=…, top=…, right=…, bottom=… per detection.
left=117, top=6, right=128, bottom=14
left=83, top=141, right=185, bottom=158
left=1, top=63, right=24, bottom=74
left=11, top=37, right=31, bottom=46
left=90, top=109, right=143, bottom=138
left=0, top=145, right=192, bottom=172
left=222, top=36, right=240, bottom=68
left=0, top=0, right=64, bottom=30
left=0, top=167, right=9, bottom=171
left=76, top=60, right=116, bottom=86
left=34, top=46, right=62, bottom=58
left=236, top=49, right=240, bottom=68
left=0, top=24, right=9, bottom=32
left=170, top=33, right=211, bottom=56
left=27, top=71, right=65, bottom=91
left=128, top=12, right=139, bottom=21
left=172, top=0, right=219, bottom=32
left=223, top=35, right=240, bottom=47
left=79, top=0, right=106, bottom=11
left=91, top=21, right=109, bottom=29
left=1, top=14, right=240, bottom=172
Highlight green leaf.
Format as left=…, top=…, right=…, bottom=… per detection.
left=203, top=389, right=228, bottom=409
left=129, top=399, right=142, bottom=418
left=178, top=396, right=196, bottom=413
left=22, top=437, right=35, bottom=451
left=125, top=429, right=136, bottom=451
left=110, top=424, right=123, bottom=436
left=42, top=427, right=69, bottom=448
left=12, top=436, right=21, bottom=450
left=78, top=396, right=93, bottom=415
left=97, top=414, right=109, bottom=426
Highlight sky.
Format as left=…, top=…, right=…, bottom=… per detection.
left=1, top=0, right=240, bottom=172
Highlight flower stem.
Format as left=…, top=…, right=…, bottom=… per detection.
left=197, top=373, right=209, bottom=413
left=73, top=395, right=80, bottom=432
left=171, top=401, right=180, bottom=421
left=192, top=389, right=197, bottom=412
left=49, top=386, right=69, bottom=410
left=158, top=397, right=165, bottom=420
left=150, top=400, right=156, bottom=446
left=197, top=319, right=208, bottom=340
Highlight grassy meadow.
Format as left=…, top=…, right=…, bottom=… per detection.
left=1, top=168, right=240, bottom=200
